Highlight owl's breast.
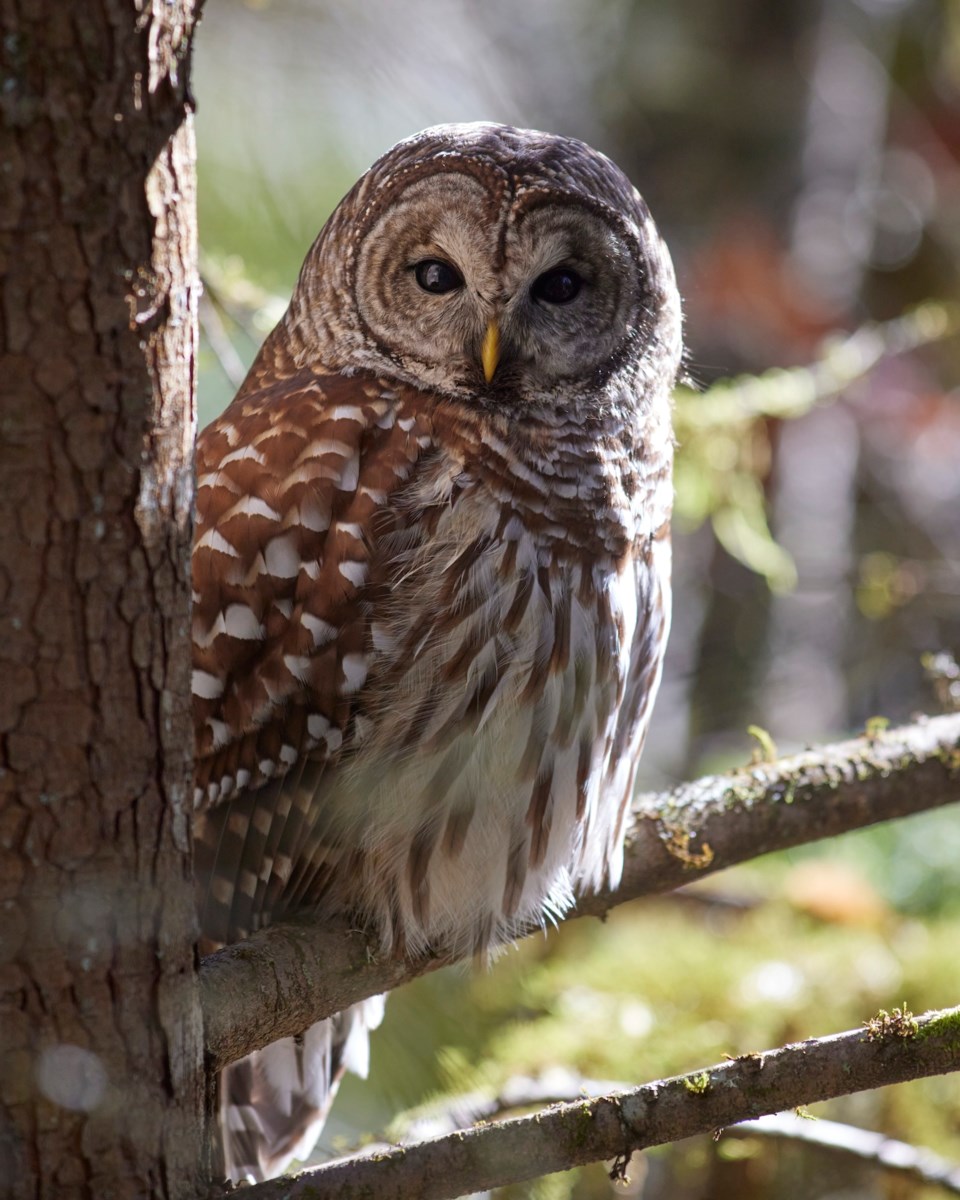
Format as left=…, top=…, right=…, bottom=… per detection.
left=323, top=435, right=669, bottom=957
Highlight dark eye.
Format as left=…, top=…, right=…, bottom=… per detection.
left=531, top=266, right=583, bottom=305
left=414, top=259, right=463, bottom=295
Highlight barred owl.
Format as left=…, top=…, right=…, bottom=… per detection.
left=193, top=123, right=681, bottom=1182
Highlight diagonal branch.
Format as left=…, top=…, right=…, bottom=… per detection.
left=342, top=1072, right=960, bottom=1196
left=232, top=1005, right=960, bottom=1200
left=200, top=712, right=960, bottom=1072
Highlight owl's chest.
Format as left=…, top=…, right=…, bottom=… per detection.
left=362, top=443, right=636, bottom=736
left=327, top=450, right=645, bottom=954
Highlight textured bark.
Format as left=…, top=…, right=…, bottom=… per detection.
left=0, top=2, right=202, bottom=1197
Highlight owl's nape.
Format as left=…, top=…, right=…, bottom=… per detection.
left=193, top=122, right=682, bottom=1182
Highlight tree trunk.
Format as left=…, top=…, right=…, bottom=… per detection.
left=0, top=2, right=203, bottom=1196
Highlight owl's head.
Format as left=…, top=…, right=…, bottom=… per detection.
left=285, top=123, right=681, bottom=411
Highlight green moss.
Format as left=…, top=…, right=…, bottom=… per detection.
left=864, top=715, right=891, bottom=740
left=915, top=1006, right=960, bottom=1049
left=936, top=745, right=960, bottom=774
left=746, top=725, right=778, bottom=764
left=570, top=1100, right=597, bottom=1149
left=683, top=1071, right=711, bottom=1095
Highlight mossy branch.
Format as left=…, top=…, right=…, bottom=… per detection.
left=357, top=1071, right=960, bottom=1195
left=231, top=1005, right=960, bottom=1200
left=200, top=712, right=960, bottom=1074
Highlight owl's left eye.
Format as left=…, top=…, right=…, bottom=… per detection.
left=413, top=259, right=464, bottom=295
left=531, top=266, right=583, bottom=305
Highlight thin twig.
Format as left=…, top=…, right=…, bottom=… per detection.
left=231, top=1006, right=960, bottom=1200
left=200, top=712, right=960, bottom=1072
left=728, top=1113, right=960, bottom=1196
left=198, top=290, right=248, bottom=390
left=674, top=301, right=960, bottom=429
left=387, top=1069, right=632, bottom=1143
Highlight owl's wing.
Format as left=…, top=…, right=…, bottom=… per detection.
left=192, top=368, right=426, bottom=946
left=601, top=522, right=672, bottom=880
left=193, top=370, right=425, bottom=1183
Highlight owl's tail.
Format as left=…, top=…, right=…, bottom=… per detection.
left=220, top=996, right=386, bottom=1183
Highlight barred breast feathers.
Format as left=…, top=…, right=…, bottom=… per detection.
left=340, top=388, right=672, bottom=957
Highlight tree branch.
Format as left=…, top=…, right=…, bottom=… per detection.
left=200, top=712, right=960, bottom=1072
left=232, top=1005, right=960, bottom=1200
left=349, top=1071, right=960, bottom=1196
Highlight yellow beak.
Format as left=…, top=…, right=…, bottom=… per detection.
left=481, top=320, right=500, bottom=383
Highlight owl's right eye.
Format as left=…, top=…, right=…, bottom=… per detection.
left=413, top=259, right=464, bottom=295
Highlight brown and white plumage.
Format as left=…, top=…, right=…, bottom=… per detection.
left=193, top=122, right=682, bottom=1181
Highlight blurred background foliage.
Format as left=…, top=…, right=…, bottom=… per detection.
left=193, top=1, right=960, bottom=1195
